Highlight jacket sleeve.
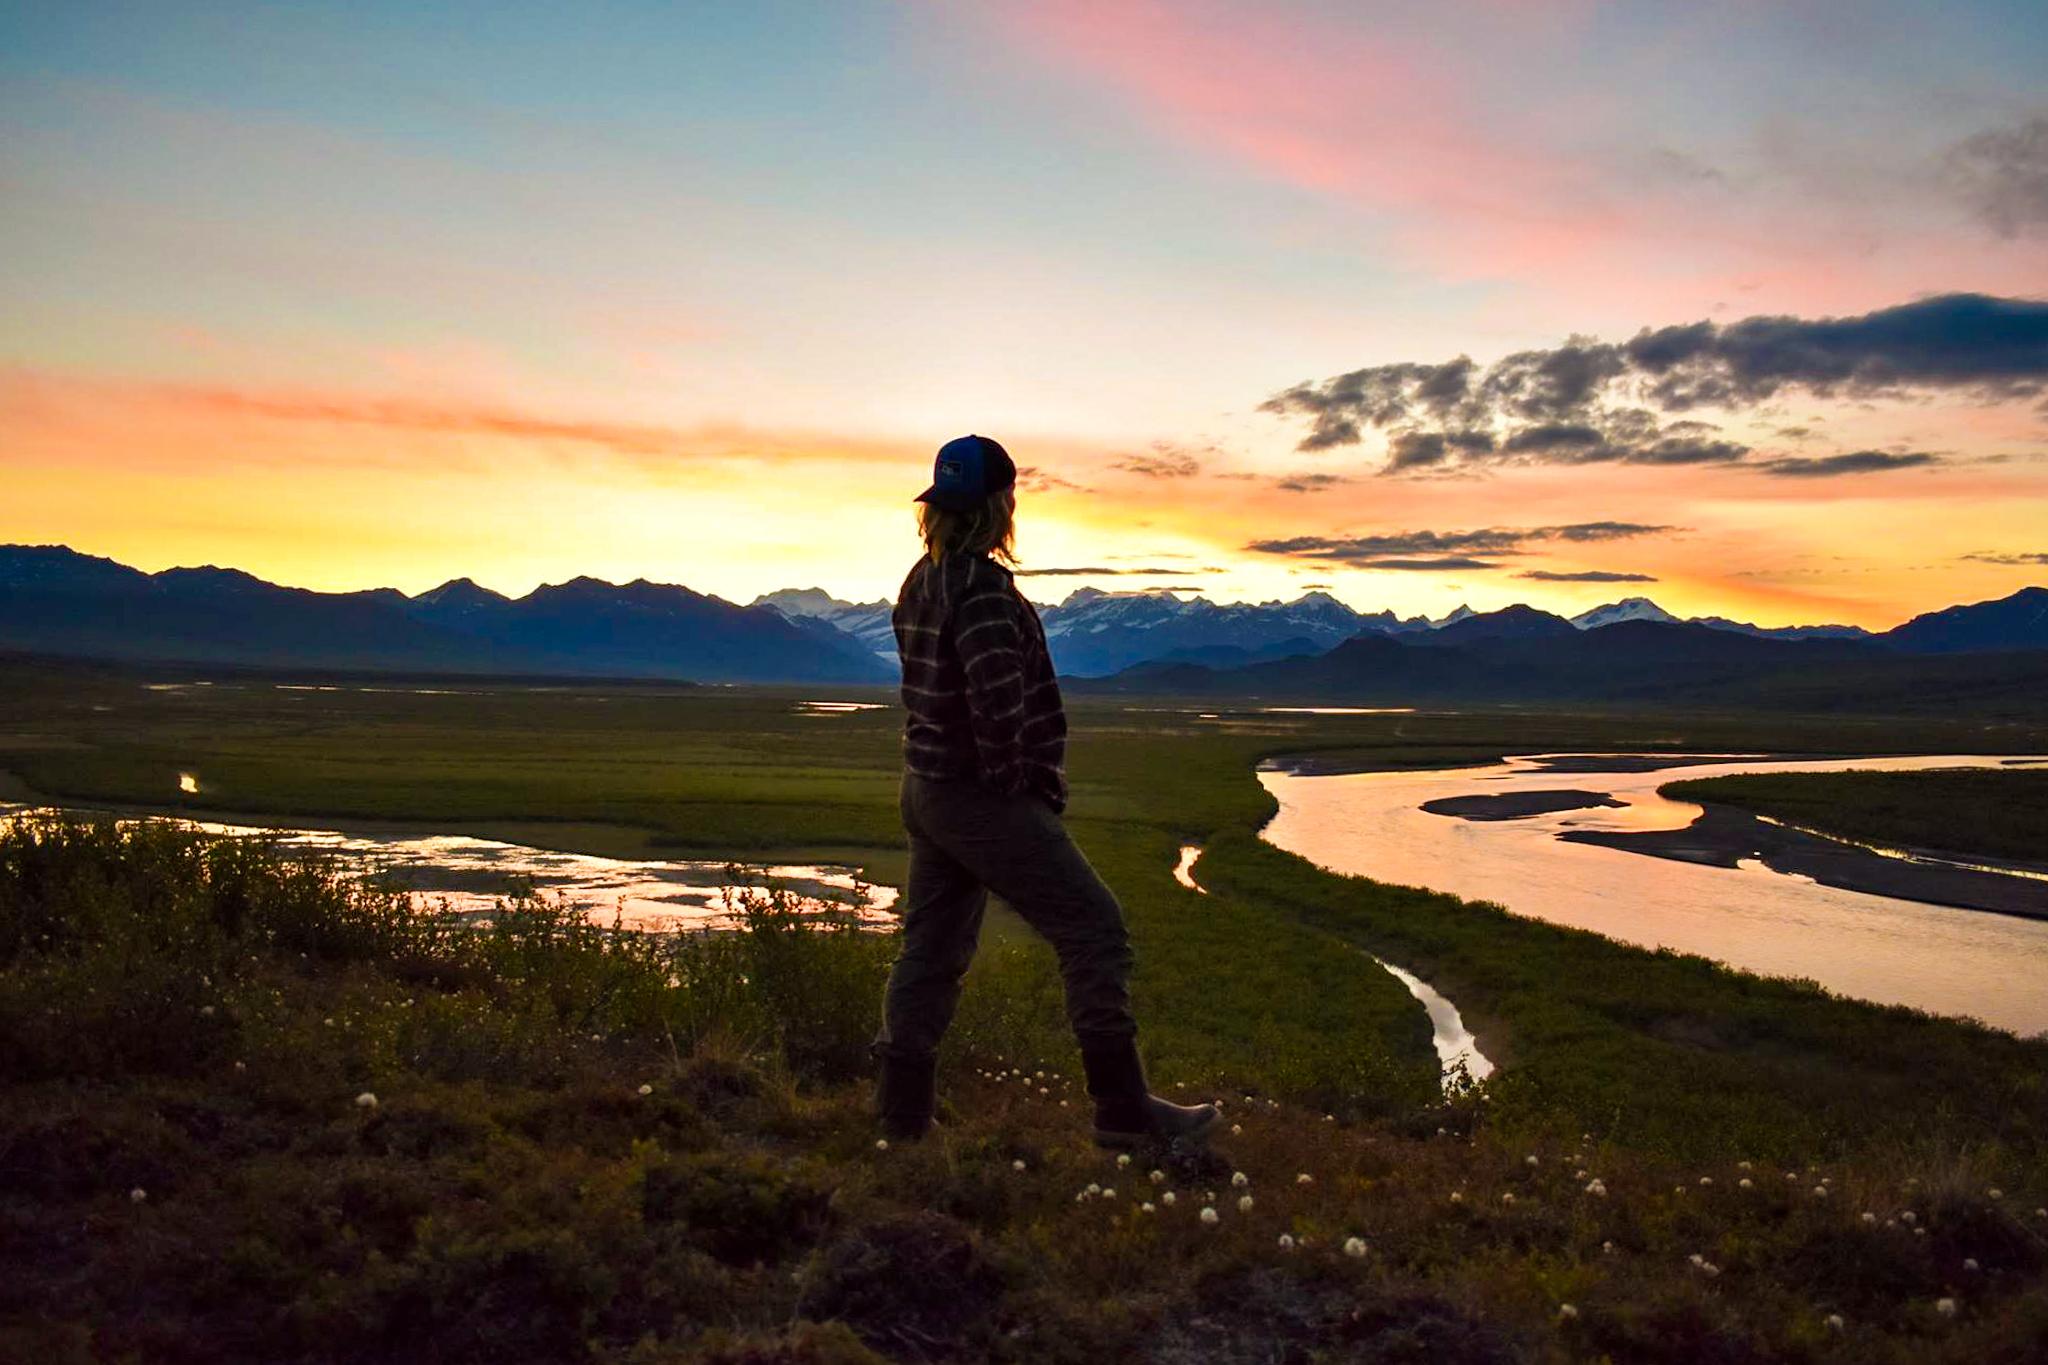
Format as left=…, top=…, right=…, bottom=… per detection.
left=953, top=583, right=1030, bottom=796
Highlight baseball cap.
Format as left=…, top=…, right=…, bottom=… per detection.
left=915, top=434, right=1016, bottom=512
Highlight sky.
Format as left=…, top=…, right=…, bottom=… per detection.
left=2, top=0, right=2045, bottom=629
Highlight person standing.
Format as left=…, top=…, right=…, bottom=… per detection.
left=872, top=433, right=1220, bottom=1149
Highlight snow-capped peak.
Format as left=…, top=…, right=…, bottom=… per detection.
left=1570, top=597, right=1680, bottom=630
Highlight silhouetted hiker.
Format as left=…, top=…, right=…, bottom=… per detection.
left=872, top=433, right=1222, bottom=1149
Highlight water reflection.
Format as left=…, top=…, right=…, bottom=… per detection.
left=1370, top=954, right=1494, bottom=1084
left=1260, top=753, right=2048, bottom=1036
left=0, top=806, right=894, bottom=933
left=1171, top=840, right=1493, bottom=1086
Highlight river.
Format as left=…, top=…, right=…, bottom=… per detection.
left=1258, top=753, right=2048, bottom=1037
left=0, top=803, right=895, bottom=932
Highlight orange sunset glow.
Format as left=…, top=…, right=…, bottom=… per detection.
left=2, top=1, right=2043, bottom=628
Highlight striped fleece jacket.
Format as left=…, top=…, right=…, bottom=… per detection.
left=892, top=551, right=1068, bottom=813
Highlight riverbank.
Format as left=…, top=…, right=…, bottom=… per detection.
left=1561, top=801, right=2048, bottom=920
left=1665, top=766, right=2048, bottom=866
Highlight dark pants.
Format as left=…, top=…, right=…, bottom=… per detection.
left=875, top=771, right=1136, bottom=1060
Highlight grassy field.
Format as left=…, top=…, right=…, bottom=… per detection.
left=1664, top=767, right=2048, bottom=865
left=4, top=653, right=2048, bottom=1359
left=6, top=817, right=2045, bottom=1363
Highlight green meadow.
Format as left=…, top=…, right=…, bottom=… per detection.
left=3, top=653, right=2046, bottom=1361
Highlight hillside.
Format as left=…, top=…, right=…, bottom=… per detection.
left=1075, top=616, right=2048, bottom=717
left=6, top=817, right=2043, bottom=1363
left=0, top=546, right=889, bottom=685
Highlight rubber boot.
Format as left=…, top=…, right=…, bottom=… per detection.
left=1079, top=1038, right=1221, bottom=1149
left=875, top=1049, right=939, bottom=1141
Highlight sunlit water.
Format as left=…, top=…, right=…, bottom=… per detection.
left=0, top=804, right=895, bottom=933
left=1173, top=842, right=1493, bottom=1084
left=1259, top=754, right=2048, bottom=1037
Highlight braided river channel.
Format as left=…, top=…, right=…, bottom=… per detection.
left=1258, top=753, right=2048, bottom=1037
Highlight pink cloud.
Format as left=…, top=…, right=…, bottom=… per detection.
left=980, top=1, right=2043, bottom=319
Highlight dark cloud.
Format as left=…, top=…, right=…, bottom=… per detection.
left=1941, top=113, right=2048, bottom=238
left=1516, top=569, right=1659, bottom=582
left=1355, top=557, right=1503, bottom=571
left=1273, top=472, right=1355, bottom=493
left=1261, top=293, right=2048, bottom=474
left=1113, top=449, right=1203, bottom=478
left=1752, top=450, right=1942, bottom=477
left=1013, top=565, right=1223, bottom=576
left=1016, top=466, right=1092, bottom=493
left=1961, top=550, right=2048, bottom=566
left=1246, top=521, right=1671, bottom=565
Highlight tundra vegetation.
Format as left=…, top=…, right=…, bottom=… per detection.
left=1, top=654, right=2044, bottom=1362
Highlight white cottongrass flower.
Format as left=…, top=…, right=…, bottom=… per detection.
left=1963, top=1258, right=1979, bottom=1272
left=1825, top=1314, right=1844, bottom=1331
left=323, top=1017, right=334, bottom=1027
left=1278, top=1234, right=1295, bottom=1251
left=1012, top=1159, right=1027, bottom=1173
left=1086, top=1182, right=1101, bottom=1195
left=1116, top=1153, right=1131, bottom=1168
left=1936, top=1298, right=1957, bottom=1317
left=1501, top=1192, right=1516, bottom=1206
left=1238, top=1195, right=1254, bottom=1212
left=1199, top=1206, right=1220, bottom=1225
left=1812, top=1186, right=1830, bottom=1199
left=232, top=1061, right=247, bottom=1073
left=354, top=1092, right=379, bottom=1110
left=1450, top=1191, right=1464, bottom=1204
left=1075, top=1191, right=1089, bottom=1204
left=637, top=1083, right=653, bottom=1096
left=1575, top=1169, right=1588, bottom=1180
left=1161, top=1191, right=1177, bottom=1206
left=1557, top=1304, right=1579, bottom=1321
left=1342, top=1236, right=1368, bottom=1258
left=1601, top=1240, right=1614, bottom=1254
left=1901, top=1211, right=1917, bottom=1224
left=1738, top=1178, right=1753, bottom=1189
left=1140, top=1201, right=1155, bottom=1213
left=1231, top=1171, right=1249, bottom=1188
left=2036, top=1208, right=2047, bottom=1219
left=1738, top=1160, right=1753, bottom=1171
left=1861, top=1212, right=1877, bottom=1225
left=1584, top=1180, right=1608, bottom=1197
left=129, top=1187, right=147, bottom=1204
left=1150, top=1169, right=1166, bottom=1184
left=1987, top=1188, right=2003, bottom=1200
left=1689, top=1253, right=1705, bottom=1267
left=1526, top=1155, right=1539, bottom=1167
left=199, top=1005, right=215, bottom=1018
left=874, top=1139, right=889, bottom=1151
left=1231, top=1124, right=1243, bottom=1135
left=1699, top=1177, right=1713, bottom=1187
left=1296, top=1173, right=1314, bottom=1186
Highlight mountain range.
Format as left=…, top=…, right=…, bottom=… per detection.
left=4, top=544, right=2043, bottom=695
left=1065, top=591, right=2048, bottom=715
left=0, top=545, right=891, bottom=684
left=754, top=585, right=1973, bottom=679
